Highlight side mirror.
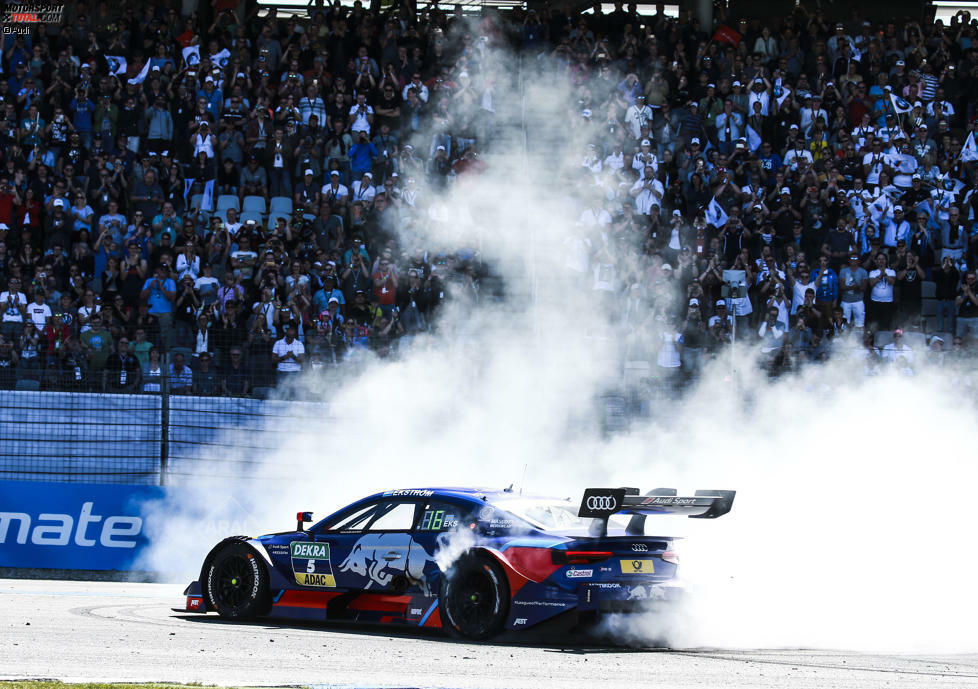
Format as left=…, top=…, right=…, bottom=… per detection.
left=296, top=511, right=313, bottom=531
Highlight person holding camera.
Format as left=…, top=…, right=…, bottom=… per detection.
left=140, top=264, right=177, bottom=349
left=341, top=247, right=371, bottom=298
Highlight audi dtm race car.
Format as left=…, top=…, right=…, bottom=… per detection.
left=183, top=486, right=735, bottom=640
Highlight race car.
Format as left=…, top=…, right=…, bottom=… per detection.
left=183, top=486, right=735, bottom=640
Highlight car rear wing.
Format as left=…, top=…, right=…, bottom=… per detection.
left=578, top=487, right=736, bottom=537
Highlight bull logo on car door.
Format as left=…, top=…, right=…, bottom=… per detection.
left=339, top=533, right=438, bottom=595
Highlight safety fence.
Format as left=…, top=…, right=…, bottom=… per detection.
left=0, top=385, right=333, bottom=486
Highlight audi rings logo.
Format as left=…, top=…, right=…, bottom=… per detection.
left=631, top=543, right=648, bottom=552
left=586, top=495, right=618, bottom=511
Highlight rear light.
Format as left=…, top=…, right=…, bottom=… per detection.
left=662, top=550, right=679, bottom=565
left=552, top=550, right=613, bottom=565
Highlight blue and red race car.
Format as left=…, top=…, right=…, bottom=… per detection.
left=184, top=486, right=735, bottom=640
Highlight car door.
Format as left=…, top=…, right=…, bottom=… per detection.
left=407, top=500, right=476, bottom=596
left=317, top=499, right=421, bottom=592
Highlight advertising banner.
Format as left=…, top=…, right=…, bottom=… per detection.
left=0, top=481, right=165, bottom=571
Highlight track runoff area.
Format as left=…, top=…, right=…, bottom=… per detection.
left=3, top=579, right=978, bottom=689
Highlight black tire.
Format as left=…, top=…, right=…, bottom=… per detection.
left=440, top=552, right=510, bottom=641
left=205, top=541, right=269, bottom=620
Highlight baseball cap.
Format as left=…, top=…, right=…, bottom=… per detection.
left=893, top=329, right=903, bottom=335
left=640, top=139, right=651, bottom=146
left=330, top=170, right=340, bottom=176
left=662, top=264, right=673, bottom=271
left=690, top=137, right=701, bottom=145
left=781, top=187, right=791, bottom=195
left=304, top=168, right=314, bottom=176
left=328, top=297, right=340, bottom=304
left=716, top=300, right=727, bottom=308
left=689, top=298, right=700, bottom=306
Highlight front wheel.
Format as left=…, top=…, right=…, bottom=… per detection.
left=205, top=541, right=269, bottom=619
left=440, top=553, right=510, bottom=641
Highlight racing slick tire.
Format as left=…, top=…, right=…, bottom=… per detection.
left=205, top=541, right=270, bottom=620
left=440, top=552, right=510, bottom=641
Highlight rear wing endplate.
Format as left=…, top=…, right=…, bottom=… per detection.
left=578, top=487, right=736, bottom=537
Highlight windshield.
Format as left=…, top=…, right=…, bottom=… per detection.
left=502, top=498, right=629, bottom=533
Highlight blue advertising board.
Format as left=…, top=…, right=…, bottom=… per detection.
left=0, top=481, right=165, bottom=571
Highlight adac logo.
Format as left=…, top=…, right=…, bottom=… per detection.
left=290, top=540, right=336, bottom=588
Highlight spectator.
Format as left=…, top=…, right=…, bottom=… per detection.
left=867, top=253, right=897, bottom=331
left=221, top=346, right=250, bottom=397
left=1, top=276, right=26, bottom=341
left=0, top=335, right=17, bottom=389
left=142, top=347, right=164, bottom=394
left=168, top=352, right=193, bottom=394
left=25, top=289, right=51, bottom=331
left=141, top=264, right=177, bottom=349
left=104, top=336, right=141, bottom=393
left=80, top=313, right=113, bottom=373
left=955, top=271, right=978, bottom=341
left=838, top=255, right=868, bottom=329
left=194, top=351, right=220, bottom=396
left=272, top=322, right=305, bottom=383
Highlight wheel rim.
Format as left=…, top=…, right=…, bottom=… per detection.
left=448, top=567, right=498, bottom=635
left=214, top=554, right=254, bottom=609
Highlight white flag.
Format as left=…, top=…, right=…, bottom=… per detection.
left=961, top=131, right=978, bottom=162
left=210, top=48, right=231, bottom=68
left=182, top=45, right=201, bottom=67
left=128, top=60, right=151, bottom=85
left=746, top=124, right=762, bottom=152
left=890, top=93, right=912, bottom=115
left=105, top=56, right=127, bottom=76
left=705, top=197, right=729, bottom=229
left=776, top=87, right=791, bottom=108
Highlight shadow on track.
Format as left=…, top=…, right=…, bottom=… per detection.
left=168, top=611, right=668, bottom=653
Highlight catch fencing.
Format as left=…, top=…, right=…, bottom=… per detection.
left=0, top=383, right=331, bottom=486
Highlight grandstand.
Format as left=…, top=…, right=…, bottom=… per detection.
left=0, top=0, right=976, bottom=485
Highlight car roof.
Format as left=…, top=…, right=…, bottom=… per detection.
left=365, top=487, right=560, bottom=505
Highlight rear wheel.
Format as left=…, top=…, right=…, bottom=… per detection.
left=205, top=541, right=269, bottom=619
left=440, top=553, right=509, bottom=641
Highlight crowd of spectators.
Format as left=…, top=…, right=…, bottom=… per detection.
left=1, top=1, right=977, bottom=397
left=538, top=3, right=978, bottom=379
left=0, top=0, right=499, bottom=395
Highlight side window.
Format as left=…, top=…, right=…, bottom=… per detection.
left=328, top=503, right=378, bottom=531
left=416, top=502, right=472, bottom=532
left=364, top=501, right=418, bottom=531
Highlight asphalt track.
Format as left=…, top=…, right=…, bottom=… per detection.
left=2, top=579, right=978, bottom=688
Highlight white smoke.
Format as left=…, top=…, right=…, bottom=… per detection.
left=137, top=36, right=978, bottom=655
left=600, top=363, right=978, bottom=654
